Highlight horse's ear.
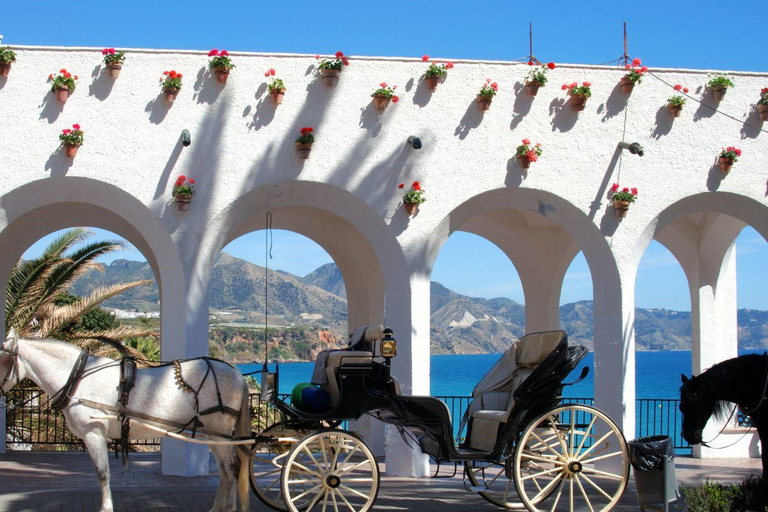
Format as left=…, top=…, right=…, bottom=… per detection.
left=681, top=374, right=689, bottom=385
left=4, top=328, right=18, bottom=348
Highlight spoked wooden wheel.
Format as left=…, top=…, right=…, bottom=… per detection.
left=464, top=429, right=554, bottom=510
left=513, top=404, right=629, bottom=512
left=250, top=425, right=309, bottom=511
left=280, top=430, right=380, bottom=512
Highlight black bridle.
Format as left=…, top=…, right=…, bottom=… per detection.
left=0, top=346, right=20, bottom=397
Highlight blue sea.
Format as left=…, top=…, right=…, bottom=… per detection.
left=239, top=349, right=765, bottom=400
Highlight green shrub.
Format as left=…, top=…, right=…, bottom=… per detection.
left=681, top=481, right=736, bottom=512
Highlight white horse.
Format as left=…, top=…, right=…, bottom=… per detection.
left=1, top=329, right=251, bottom=512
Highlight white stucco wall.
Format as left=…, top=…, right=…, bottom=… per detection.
left=1, top=45, right=767, bottom=471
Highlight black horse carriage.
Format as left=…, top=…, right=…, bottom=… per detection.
left=249, top=328, right=630, bottom=511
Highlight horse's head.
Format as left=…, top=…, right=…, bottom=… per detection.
left=680, top=373, right=711, bottom=445
left=0, top=328, right=21, bottom=394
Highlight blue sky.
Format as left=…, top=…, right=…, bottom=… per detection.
left=10, top=0, right=768, bottom=311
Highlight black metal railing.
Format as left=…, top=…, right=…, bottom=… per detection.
left=3, top=389, right=744, bottom=454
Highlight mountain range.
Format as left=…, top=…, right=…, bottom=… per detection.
left=70, top=254, right=768, bottom=355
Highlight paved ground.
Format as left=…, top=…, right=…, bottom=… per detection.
left=0, top=451, right=762, bottom=511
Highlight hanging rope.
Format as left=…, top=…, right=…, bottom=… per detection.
left=263, top=212, right=273, bottom=369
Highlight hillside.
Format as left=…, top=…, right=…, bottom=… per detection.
left=68, top=255, right=768, bottom=359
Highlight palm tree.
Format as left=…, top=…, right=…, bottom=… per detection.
left=5, top=228, right=157, bottom=358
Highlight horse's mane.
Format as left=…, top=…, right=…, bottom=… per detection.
left=682, top=354, right=767, bottom=420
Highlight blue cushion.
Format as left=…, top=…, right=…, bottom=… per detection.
left=302, top=386, right=331, bottom=412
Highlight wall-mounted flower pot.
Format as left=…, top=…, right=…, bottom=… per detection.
left=106, top=64, right=122, bottom=79
left=425, top=77, right=439, bottom=92
left=476, top=95, right=492, bottom=111
left=163, top=87, right=179, bottom=103
left=613, top=200, right=630, bottom=218
left=525, top=82, right=540, bottom=96
left=373, top=95, right=390, bottom=111
left=620, top=76, right=634, bottom=94
left=719, top=156, right=734, bottom=173
left=667, top=103, right=683, bottom=118
left=295, top=141, right=313, bottom=159
left=64, top=144, right=79, bottom=159
left=0, top=63, right=11, bottom=77
left=270, top=89, right=285, bottom=105
left=55, top=86, right=70, bottom=103
left=758, top=104, right=768, bottom=122
left=174, top=194, right=192, bottom=211
left=404, top=202, right=419, bottom=215
left=712, top=86, right=728, bottom=102
left=519, top=155, right=531, bottom=169
left=213, top=67, right=230, bottom=84
left=321, top=69, right=340, bottom=87
left=570, top=94, right=588, bottom=111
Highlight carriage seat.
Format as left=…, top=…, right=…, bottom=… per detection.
left=468, top=330, right=566, bottom=452
left=310, top=325, right=382, bottom=407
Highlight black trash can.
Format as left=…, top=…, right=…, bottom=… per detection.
left=628, top=435, right=679, bottom=511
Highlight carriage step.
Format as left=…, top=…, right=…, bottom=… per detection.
left=464, top=485, right=487, bottom=492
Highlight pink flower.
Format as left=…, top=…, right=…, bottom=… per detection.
left=683, top=87, right=689, bottom=93
left=445, top=62, right=454, bottom=69
left=208, top=49, right=218, bottom=57
left=422, top=55, right=430, bottom=62
left=611, top=183, right=620, bottom=192
left=761, top=87, right=768, bottom=95
left=640, top=66, right=648, bottom=73
left=535, top=142, right=541, bottom=147
left=178, top=175, right=186, bottom=181
left=392, top=96, right=399, bottom=103
left=398, top=183, right=405, bottom=189
left=62, top=129, right=71, bottom=134
left=102, top=49, right=108, bottom=55
left=72, top=123, right=80, bottom=130
left=674, top=84, right=682, bottom=91
left=380, top=82, right=387, bottom=88
left=491, top=82, right=498, bottom=91
left=547, top=62, right=555, bottom=70
left=561, top=84, right=568, bottom=90
left=527, top=150, right=537, bottom=162
left=632, top=58, right=642, bottom=67
left=583, top=81, right=591, bottom=87
left=341, top=57, right=349, bottom=66
left=622, top=187, right=629, bottom=193
left=735, top=149, right=742, bottom=157
left=335, top=51, right=344, bottom=58
left=522, top=138, right=531, bottom=145
left=625, top=64, right=631, bottom=70
left=631, top=187, right=638, bottom=195
left=109, top=48, right=115, bottom=54
left=220, top=50, right=228, bottom=56
left=314, top=54, right=320, bottom=59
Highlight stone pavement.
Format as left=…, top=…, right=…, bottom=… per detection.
left=0, top=451, right=762, bottom=511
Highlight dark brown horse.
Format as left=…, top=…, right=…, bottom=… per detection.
left=680, top=353, right=768, bottom=477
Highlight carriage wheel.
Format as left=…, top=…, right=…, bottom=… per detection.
left=250, top=425, right=310, bottom=511
left=280, top=430, right=380, bottom=512
left=463, top=428, right=554, bottom=510
left=513, top=404, right=629, bottom=512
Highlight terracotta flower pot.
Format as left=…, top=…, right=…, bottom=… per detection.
left=425, top=76, right=439, bottom=91
left=163, top=87, right=179, bottom=103
left=519, top=155, right=531, bottom=169
left=106, top=64, right=122, bottom=79
left=373, top=95, right=390, bottom=111
left=712, top=85, right=728, bottom=102
left=0, top=63, right=11, bottom=77
left=214, top=67, right=230, bottom=84
left=758, top=104, right=768, bottom=122
left=55, top=86, right=70, bottom=103
left=174, top=194, right=192, bottom=211
left=613, top=200, right=631, bottom=218
left=404, top=202, right=419, bottom=215
left=719, top=156, right=734, bottom=173
left=667, top=103, right=683, bottom=118
left=64, top=144, right=79, bottom=159
left=270, top=89, right=285, bottom=105
left=620, top=76, right=635, bottom=94
left=321, top=69, right=340, bottom=87
left=477, top=94, right=493, bottom=111
left=525, top=82, right=540, bottom=96
left=570, top=94, right=588, bottom=111
left=295, top=141, right=313, bottom=159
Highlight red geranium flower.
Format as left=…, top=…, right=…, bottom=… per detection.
left=683, top=87, right=689, bottom=93
left=422, top=55, right=430, bottom=62
left=445, top=62, right=454, bottom=69
left=632, top=58, right=642, bottom=67
left=62, top=129, right=71, bottom=134
left=610, top=183, right=620, bottom=192
left=622, top=187, right=629, bottom=193
left=380, top=82, right=387, bottom=88
left=631, top=188, right=638, bottom=195
left=220, top=50, right=229, bottom=56
left=209, top=49, right=218, bottom=56
left=547, top=62, right=555, bottom=70
left=412, top=181, right=421, bottom=190
left=188, top=179, right=195, bottom=184
left=398, top=183, right=405, bottom=189
left=674, top=84, right=682, bottom=91
left=72, top=123, right=80, bottom=130
left=178, top=175, right=186, bottom=181
left=491, top=82, right=498, bottom=91
left=527, top=60, right=533, bottom=66
left=392, top=96, right=399, bottom=103
left=335, top=51, right=344, bottom=58
left=522, top=138, right=530, bottom=145
left=583, top=81, right=591, bottom=87
left=341, top=57, right=349, bottom=66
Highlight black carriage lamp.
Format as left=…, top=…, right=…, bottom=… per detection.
left=381, top=327, right=397, bottom=363
left=407, top=136, right=422, bottom=150
left=618, top=140, right=644, bottom=157
left=181, top=129, right=191, bottom=147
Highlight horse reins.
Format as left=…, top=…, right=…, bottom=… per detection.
left=0, top=346, right=19, bottom=397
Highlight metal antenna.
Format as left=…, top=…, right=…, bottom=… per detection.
left=528, top=22, right=541, bottom=65
left=622, top=22, right=629, bottom=67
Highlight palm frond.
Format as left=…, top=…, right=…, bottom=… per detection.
left=37, top=280, right=154, bottom=337
left=41, top=228, right=92, bottom=258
